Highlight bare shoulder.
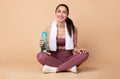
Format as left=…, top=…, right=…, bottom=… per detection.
left=75, top=26, right=78, bottom=31
left=45, top=25, right=51, bottom=33
left=74, top=26, right=78, bottom=34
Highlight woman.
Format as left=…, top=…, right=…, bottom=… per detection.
left=37, top=4, right=89, bottom=73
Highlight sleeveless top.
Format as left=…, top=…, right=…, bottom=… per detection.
left=57, top=38, right=65, bottom=46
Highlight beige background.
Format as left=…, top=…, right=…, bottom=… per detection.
left=0, top=0, right=120, bottom=79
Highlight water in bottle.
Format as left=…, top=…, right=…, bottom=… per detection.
left=41, top=32, right=47, bottom=53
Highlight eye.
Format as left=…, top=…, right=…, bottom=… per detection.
left=63, top=10, right=67, bottom=14
left=57, top=9, right=61, bottom=13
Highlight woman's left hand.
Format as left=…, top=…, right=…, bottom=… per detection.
left=74, top=47, right=88, bottom=54
left=79, top=48, right=88, bottom=54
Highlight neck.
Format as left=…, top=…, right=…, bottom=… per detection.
left=57, top=21, right=65, bottom=28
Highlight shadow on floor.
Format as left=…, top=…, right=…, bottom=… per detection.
left=78, top=65, right=101, bottom=73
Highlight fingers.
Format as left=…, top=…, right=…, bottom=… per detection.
left=40, top=40, right=44, bottom=47
left=79, top=49, right=88, bottom=54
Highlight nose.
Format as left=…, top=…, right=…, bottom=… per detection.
left=59, top=12, right=63, bottom=16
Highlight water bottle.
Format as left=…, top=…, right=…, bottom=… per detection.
left=41, top=32, right=47, bottom=53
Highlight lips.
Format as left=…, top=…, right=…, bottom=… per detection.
left=58, top=16, right=64, bottom=19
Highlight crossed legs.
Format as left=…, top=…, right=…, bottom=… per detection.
left=37, top=52, right=89, bottom=73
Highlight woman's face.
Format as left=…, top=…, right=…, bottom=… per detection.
left=55, top=6, right=68, bottom=22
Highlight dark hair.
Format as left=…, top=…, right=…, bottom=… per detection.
left=55, top=4, right=75, bottom=37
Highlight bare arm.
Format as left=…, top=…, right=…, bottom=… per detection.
left=73, top=27, right=88, bottom=53
left=73, top=27, right=78, bottom=48
left=73, top=27, right=79, bottom=53
left=45, top=26, right=51, bottom=51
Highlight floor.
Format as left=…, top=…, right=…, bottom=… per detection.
left=0, top=61, right=120, bottom=79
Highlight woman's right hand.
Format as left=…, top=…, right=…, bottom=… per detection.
left=40, top=40, right=44, bottom=47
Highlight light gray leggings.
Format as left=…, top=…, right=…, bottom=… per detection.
left=37, top=49, right=89, bottom=72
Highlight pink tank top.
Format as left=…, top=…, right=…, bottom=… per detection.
left=57, top=38, right=65, bottom=46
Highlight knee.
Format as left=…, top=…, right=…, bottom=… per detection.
left=83, top=52, right=89, bottom=61
left=37, top=53, right=48, bottom=63
left=85, top=52, right=89, bottom=59
left=79, top=52, right=89, bottom=60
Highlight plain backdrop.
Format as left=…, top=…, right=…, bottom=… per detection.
left=0, top=0, right=120, bottom=79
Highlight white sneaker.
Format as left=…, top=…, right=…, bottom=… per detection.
left=42, top=65, right=57, bottom=74
left=68, top=66, right=78, bottom=73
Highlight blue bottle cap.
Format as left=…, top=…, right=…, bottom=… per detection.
left=42, top=32, right=47, bottom=37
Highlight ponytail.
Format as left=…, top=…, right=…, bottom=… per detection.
left=66, top=17, right=75, bottom=37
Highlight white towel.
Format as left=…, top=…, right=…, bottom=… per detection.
left=49, top=20, right=74, bottom=51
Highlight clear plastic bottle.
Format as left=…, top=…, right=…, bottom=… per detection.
left=41, top=32, right=47, bottom=53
